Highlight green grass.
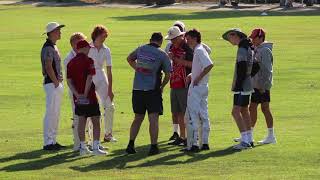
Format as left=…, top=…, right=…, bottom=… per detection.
left=0, top=4, right=320, bottom=180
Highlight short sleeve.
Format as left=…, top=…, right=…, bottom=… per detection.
left=43, top=47, right=55, bottom=64
left=161, top=52, right=172, bottom=73
left=165, top=42, right=172, bottom=54
left=88, top=59, right=96, bottom=76
left=64, top=51, right=74, bottom=70
left=105, top=47, right=112, bottom=67
left=197, top=49, right=213, bottom=68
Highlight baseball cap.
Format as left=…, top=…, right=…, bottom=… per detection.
left=76, top=40, right=93, bottom=50
left=173, top=21, right=186, bottom=32
left=43, top=22, right=65, bottom=35
left=165, top=26, right=185, bottom=40
left=249, top=28, right=266, bottom=39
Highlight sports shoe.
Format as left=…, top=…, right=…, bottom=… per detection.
left=104, top=133, right=118, bottom=143
left=43, top=144, right=59, bottom=151
left=79, top=146, right=92, bottom=156
left=258, top=136, right=277, bottom=145
left=181, top=145, right=200, bottom=153
left=169, top=132, right=179, bottom=141
left=54, top=142, right=66, bottom=149
left=168, top=137, right=186, bottom=146
left=92, top=148, right=108, bottom=156
left=125, top=145, right=136, bottom=154
left=201, top=144, right=210, bottom=151
left=148, top=145, right=160, bottom=156
left=88, top=144, right=108, bottom=151
left=233, top=142, right=252, bottom=150
left=233, top=137, right=241, bottom=142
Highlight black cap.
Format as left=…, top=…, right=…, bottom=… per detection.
left=150, top=32, right=163, bottom=42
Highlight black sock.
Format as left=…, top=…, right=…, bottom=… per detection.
left=128, top=140, right=135, bottom=147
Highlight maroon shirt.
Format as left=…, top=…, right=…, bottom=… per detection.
left=67, top=53, right=98, bottom=104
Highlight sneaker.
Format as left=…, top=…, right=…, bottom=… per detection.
left=54, top=142, right=66, bottom=149
left=168, top=138, right=186, bottom=146
left=88, top=144, right=108, bottom=151
left=258, top=136, right=277, bottom=145
left=233, top=142, right=252, bottom=150
left=73, top=144, right=80, bottom=151
left=201, top=144, right=210, bottom=151
left=181, top=145, right=200, bottom=153
left=125, top=145, right=136, bottom=154
left=169, top=132, right=179, bottom=141
left=43, top=144, right=59, bottom=151
left=233, top=137, right=241, bottom=142
left=104, top=133, right=118, bottom=142
left=92, top=149, right=108, bottom=156
left=79, top=146, right=92, bottom=156
left=148, top=145, right=160, bottom=156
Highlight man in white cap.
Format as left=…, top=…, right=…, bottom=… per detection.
left=41, top=22, right=65, bottom=150
left=165, top=26, right=193, bottom=146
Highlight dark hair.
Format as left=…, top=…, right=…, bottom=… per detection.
left=91, top=25, right=109, bottom=42
left=150, top=32, right=163, bottom=42
left=174, top=24, right=184, bottom=32
left=185, top=29, right=201, bottom=43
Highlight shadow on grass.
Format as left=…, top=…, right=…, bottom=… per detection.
left=112, top=9, right=320, bottom=21
left=0, top=148, right=84, bottom=172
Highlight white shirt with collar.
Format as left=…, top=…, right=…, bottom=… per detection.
left=191, top=44, right=213, bottom=86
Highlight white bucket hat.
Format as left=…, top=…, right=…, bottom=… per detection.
left=173, top=21, right=186, bottom=32
left=165, top=26, right=185, bottom=40
left=43, top=22, right=65, bottom=35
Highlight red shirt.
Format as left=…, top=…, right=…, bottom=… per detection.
left=169, top=42, right=193, bottom=89
left=67, top=53, right=98, bottom=104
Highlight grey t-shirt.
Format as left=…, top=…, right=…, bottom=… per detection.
left=131, top=43, right=171, bottom=91
left=41, top=39, right=63, bottom=84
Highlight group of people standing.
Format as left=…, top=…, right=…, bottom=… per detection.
left=40, top=20, right=276, bottom=156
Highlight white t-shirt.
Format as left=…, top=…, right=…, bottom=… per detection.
left=63, top=50, right=76, bottom=75
left=191, top=44, right=213, bottom=86
left=88, top=43, right=112, bottom=70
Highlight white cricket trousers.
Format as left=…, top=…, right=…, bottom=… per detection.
left=93, top=69, right=115, bottom=136
left=186, top=84, right=211, bottom=148
left=43, top=83, right=63, bottom=146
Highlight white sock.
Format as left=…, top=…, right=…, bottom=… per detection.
left=268, top=128, right=274, bottom=137
left=247, top=130, right=253, bottom=142
left=93, top=140, right=100, bottom=150
left=241, top=132, right=248, bottom=143
left=80, top=141, right=86, bottom=149
left=173, top=124, right=179, bottom=133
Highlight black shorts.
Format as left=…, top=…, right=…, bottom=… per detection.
left=233, top=94, right=250, bottom=107
left=75, top=103, right=101, bottom=118
left=251, top=88, right=271, bottom=104
left=132, top=90, right=163, bottom=115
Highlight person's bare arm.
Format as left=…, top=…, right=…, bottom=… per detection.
left=106, top=66, right=114, bottom=101
left=45, top=58, right=59, bottom=87
left=160, top=72, right=170, bottom=93
left=84, top=75, right=93, bottom=97
left=193, top=64, right=214, bottom=86
left=127, top=50, right=137, bottom=70
left=67, top=78, right=80, bottom=98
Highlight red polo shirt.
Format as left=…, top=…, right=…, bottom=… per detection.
left=67, top=53, right=98, bottom=104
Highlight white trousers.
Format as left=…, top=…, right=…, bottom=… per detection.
left=43, top=83, right=63, bottom=146
left=93, top=70, right=115, bottom=136
left=186, top=85, right=211, bottom=148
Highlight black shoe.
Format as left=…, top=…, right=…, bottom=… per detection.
left=148, top=145, right=159, bottom=156
left=54, top=142, right=66, bottom=149
left=125, top=145, right=136, bottom=154
left=168, top=138, right=186, bottom=146
left=43, top=144, right=59, bottom=151
left=169, top=132, right=179, bottom=141
left=250, top=142, right=254, bottom=148
left=201, top=144, right=210, bottom=151
left=181, top=145, right=200, bottom=153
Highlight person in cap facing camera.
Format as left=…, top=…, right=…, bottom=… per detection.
left=165, top=26, right=193, bottom=147
left=67, top=40, right=107, bottom=156
left=222, top=28, right=259, bottom=150
left=41, top=22, right=66, bottom=151
left=249, top=28, right=276, bottom=145
left=126, top=33, right=171, bottom=156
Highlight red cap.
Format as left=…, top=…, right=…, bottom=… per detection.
left=76, top=40, right=92, bottom=50
left=249, top=28, right=266, bottom=39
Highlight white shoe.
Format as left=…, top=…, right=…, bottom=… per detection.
left=79, top=146, right=92, bottom=156
left=233, top=137, right=241, bottom=142
left=104, top=133, right=118, bottom=143
left=258, top=136, right=277, bottom=144
left=73, top=144, right=80, bottom=151
left=92, top=148, right=108, bottom=156
left=233, top=142, right=252, bottom=150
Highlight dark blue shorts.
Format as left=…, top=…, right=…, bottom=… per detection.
left=233, top=94, right=250, bottom=107
left=251, top=88, right=271, bottom=104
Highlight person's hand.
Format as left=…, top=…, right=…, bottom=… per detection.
left=108, top=90, right=114, bottom=102
left=168, top=52, right=174, bottom=60
left=186, top=74, right=192, bottom=87
left=193, top=76, right=201, bottom=87
left=54, top=81, right=59, bottom=88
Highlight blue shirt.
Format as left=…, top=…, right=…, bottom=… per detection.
left=131, top=43, right=171, bottom=91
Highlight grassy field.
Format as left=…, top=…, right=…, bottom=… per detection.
left=0, top=3, right=320, bottom=180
